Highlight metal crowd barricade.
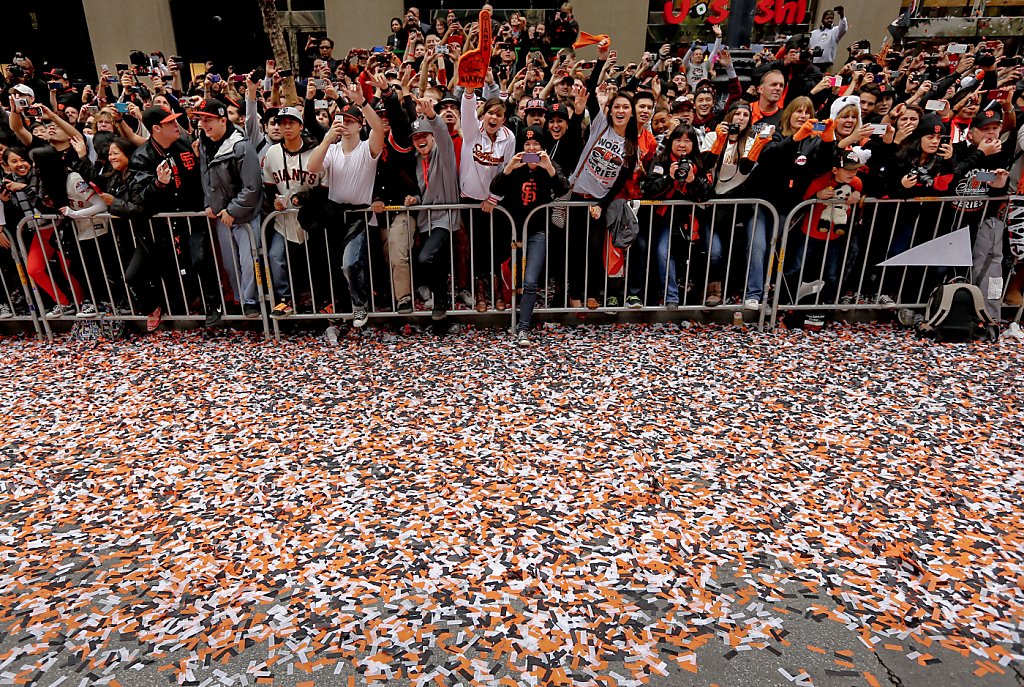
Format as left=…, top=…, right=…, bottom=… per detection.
left=14, top=211, right=271, bottom=341
left=0, top=225, right=43, bottom=338
left=519, top=198, right=781, bottom=330
left=258, top=203, right=519, bottom=340
left=768, top=194, right=1017, bottom=329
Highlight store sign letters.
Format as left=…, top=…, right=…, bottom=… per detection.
left=662, top=0, right=808, bottom=26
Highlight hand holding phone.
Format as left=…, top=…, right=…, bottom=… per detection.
left=521, top=152, right=541, bottom=164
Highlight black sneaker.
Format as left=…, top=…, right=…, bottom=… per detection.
left=243, top=303, right=262, bottom=319
left=396, top=297, right=413, bottom=314
left=431, top=306, right=447, bottom=321
left=205, top=306, right=223, bottom=327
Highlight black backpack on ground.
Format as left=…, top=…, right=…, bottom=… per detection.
left=917, top=278, right=999, bottom=343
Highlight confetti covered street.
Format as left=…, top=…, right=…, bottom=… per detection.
left=1, top=324, right=1023, bottom=687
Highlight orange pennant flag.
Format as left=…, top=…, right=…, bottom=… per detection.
left=573, top=32, right=610, bottom=50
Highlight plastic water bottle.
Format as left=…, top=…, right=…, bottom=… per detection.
left=325, top=325, right=340, bottom=345
left=732, top=311, right=743, bottom=327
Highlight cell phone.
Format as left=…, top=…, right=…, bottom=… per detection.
left=170, top=56, right=182, bottom=64
left=924, top=99, right=947, bottom=111
left=114, top=102, right=129, bottom=113
left=435, top=45, right=449, bottom=55
left=249, top=67, right=266, bottom=84
left=750, top=43, right=764, bottom=54
left=828, top=75, right=840, bottom=87
left=869, top=123, right=888, bottom=135
left=986, top=89, right=1009, bottom=101
left=314, top=78, right=329, bottom=89
left=262, top=77, right=273, bottom=91
left=13, top=97, right=28, bottom=110
left=521, top=153, right=541, bottom=163
left=372, top=46, right=386, bottom=53
left=48, top=82, right=61, bottom=91
left=101, top=64, right=110, bottom=72
left=210, top=74, right=221, bottom=83
left=25, top=106, right=41, bottom=117
left=939, top=135, right=950, bottom=147
left=84, top=105, right=99, bottom=115
left=106, top=76, right=118, bottom=83
left=974, top=171, right=997, bottom=183
left=334, top=114, right=345, bottom=123
left=578, top=60, right=597, bottom=70
left=812, top=121, right=827, bottom=132
left=279, top=69, right=293, bottom=78
left=314, top=99, right=329, bottom=109
left=874, top=73, right=886, bottom=83
left=115, top=63, right=129, bottom=73
left=947, top=43, right=968, bottom=54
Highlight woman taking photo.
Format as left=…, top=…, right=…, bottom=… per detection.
left=700, top=101, right=771, bottom=308
left=640, top=125, right=711, bottom=307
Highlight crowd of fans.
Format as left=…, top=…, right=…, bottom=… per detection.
left=0, top=2, right=1022, bottom=344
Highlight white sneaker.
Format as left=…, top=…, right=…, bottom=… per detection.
left=743, top=299, right=760, bottom=311
left=875, top=294, right=897, bottom=309
left=515, top=329, right=531, bottom=346
left=76, top=301, right=98, bottom=318
left=352, top=308, right=368, bottom=328
left=456, top=289, right=475, bottom=308
left=45, top=303, right=76, bottom=319
left=0, top=304, right=12, bottom=319
left=417, top=285, right=432, bottom=302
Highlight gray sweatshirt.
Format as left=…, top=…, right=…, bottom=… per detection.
left=413, top=115, right=460, bottom=233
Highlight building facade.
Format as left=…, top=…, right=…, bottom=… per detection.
left=4, top=0, right=1000, bottom=84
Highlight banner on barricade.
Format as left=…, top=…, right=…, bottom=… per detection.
left=878, top=227, right=973, bottom=268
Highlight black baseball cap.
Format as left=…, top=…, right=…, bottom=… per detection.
left=547, top=102, right=571, bottom=120
left=338, top=103, right=363, bottom=121
left=43, top=68, right=68, bottom=80
left=193, top=98, right=229, bottom=118
left=972, top=107, right=1002, bottom=129
left=141, top=106, right=182, bottom=130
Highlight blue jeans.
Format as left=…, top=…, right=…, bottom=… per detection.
left=267, top=231, right=291, bottom=302
left=518, top=230, right=547, bottom=331
left=340, top=229, right=368, bottom=309
left=215, top=218, right=259, bottom=305
left=744, top=210, right=771, bottom=302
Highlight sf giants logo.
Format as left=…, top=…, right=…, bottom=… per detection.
left=178, top=151, right=196, bottom=171
left=521, top=180, right=537, bottom=205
